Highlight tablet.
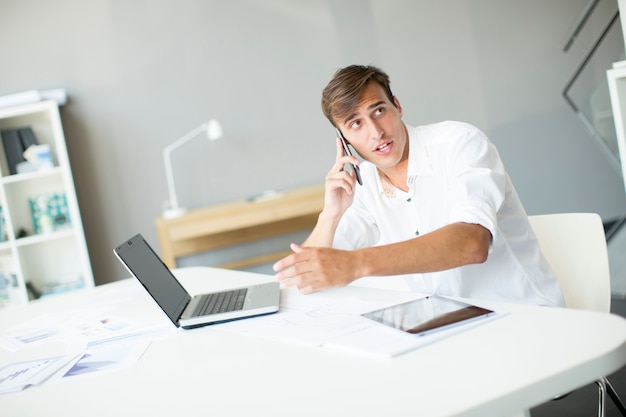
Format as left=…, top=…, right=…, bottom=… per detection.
left=361, top=295, right=497, bottom=337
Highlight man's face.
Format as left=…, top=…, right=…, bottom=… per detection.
left=336, top=81, right=408, bottom=171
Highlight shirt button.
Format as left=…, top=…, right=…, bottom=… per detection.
left=415, top=230, right=420, bottom=236
left=406, top=198, right=412, bottom=202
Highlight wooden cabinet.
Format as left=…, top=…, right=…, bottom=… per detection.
left=155, top=184, right=325, bottom=270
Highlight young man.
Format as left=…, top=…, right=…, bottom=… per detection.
left=273, top=65, right=564, bottom=306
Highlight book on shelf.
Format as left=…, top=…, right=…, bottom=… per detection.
left=39, top=278, right=85, bottom=297
left=1, top=127, right=39, bottom=175
left=29, top=193, right=71, bottom=235
left=25, top=278, right=85, bottom=300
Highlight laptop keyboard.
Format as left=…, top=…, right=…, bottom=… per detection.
left=193, top=288, right=248, bottom=316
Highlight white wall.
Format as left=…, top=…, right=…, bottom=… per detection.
left=1, top=0, right=624, bottom=284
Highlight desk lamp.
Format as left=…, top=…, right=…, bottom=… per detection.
left=162, top=119, right=223, bottom=218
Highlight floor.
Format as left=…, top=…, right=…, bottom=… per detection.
left=530, top=297, right=626, bottom=417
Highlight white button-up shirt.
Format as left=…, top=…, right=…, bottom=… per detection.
left=334, top=121, right=565, bottom=306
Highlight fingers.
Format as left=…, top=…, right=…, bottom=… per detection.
left=335, top=137, right=360, bottom=168
left=335, top=137, right=360, bottom=188
left=325, top=171, right=356, bottom=197
left=272, top=244, right=304, bottom=286
left=272, top=244, right=300, bottom=273
left=328, top=138, right=359, bottom=195
left=335, top=136, right=345, bottom=160
left=272, top=245, right=317, bottom=293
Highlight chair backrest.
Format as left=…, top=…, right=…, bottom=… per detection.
left=528, top=213, right=611, bottom=313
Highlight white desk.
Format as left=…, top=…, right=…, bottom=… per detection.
left=1, top=267, right=625, bottom=417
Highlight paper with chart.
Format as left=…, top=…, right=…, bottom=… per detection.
left=0, top=282, right=176, bottom=393
left=0, top=355, right=81, bottom=394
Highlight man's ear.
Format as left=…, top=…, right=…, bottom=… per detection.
left=393, top=96, right=403, bottom=117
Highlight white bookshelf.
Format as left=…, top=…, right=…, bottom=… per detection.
left=0, top=100, right=93, bottom=307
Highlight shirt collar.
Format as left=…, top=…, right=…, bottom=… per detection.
left=406, top=124, right=433, bottom=178
left=375, top=124, right=433, bottom=197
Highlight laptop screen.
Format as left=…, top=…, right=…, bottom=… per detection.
left=114, top=234, right=190, bottom=325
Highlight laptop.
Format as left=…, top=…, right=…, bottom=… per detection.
left=114, top=233, right=280, bottom=329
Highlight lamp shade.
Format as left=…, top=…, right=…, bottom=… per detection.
left=206, top=119, right=223, bottom=141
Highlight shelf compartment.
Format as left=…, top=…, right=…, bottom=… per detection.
left=17, top=234, right=87, bottom=296
left=0, top=106, right=63, bottom=178
left=3, top=169, right=68, bottom=237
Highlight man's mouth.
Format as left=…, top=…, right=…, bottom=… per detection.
left=375, top=141, right=392, bottom=153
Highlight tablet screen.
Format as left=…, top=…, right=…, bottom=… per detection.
left=361, top=295, right=495, bottom=336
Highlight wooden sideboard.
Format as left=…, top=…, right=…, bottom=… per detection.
left=154, top=184, right=325, bottom=269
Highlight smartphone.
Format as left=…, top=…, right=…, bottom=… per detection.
left=335, top=128, right=363, bottom=185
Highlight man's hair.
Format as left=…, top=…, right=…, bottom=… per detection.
left=321, top=65, right=394, bottom=127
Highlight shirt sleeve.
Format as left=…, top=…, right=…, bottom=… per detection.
left=333, top=191, right=381, bottom=250
left=444, top=124, right=506, bottom=237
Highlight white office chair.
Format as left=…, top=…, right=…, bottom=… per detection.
left=528, top=212, right=626, bottom=417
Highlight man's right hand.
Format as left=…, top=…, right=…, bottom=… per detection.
left=299, top=136, right=360, bottom=249
left=321, top=136, right=360, bottom=219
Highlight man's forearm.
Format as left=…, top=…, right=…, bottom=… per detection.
left=356, top=222, right=492, bottom=277
left=302, top=211, right=343, bottom=247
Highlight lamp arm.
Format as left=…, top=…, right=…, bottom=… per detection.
left=163, top=123, right=208, bottom=211
left=163, top=123, right=208, bottom=154
left=163, top=147, right=179, bottom=211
